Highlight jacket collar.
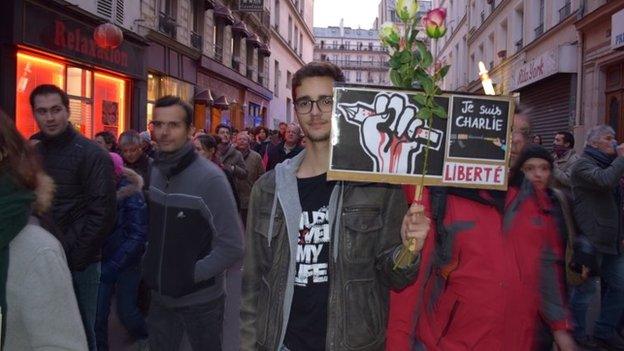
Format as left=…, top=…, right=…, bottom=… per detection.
left=37, top=124, right=77, bottom=147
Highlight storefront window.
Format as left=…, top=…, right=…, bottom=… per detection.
left=16, top=52, right=65, bottom=138
left=15, top=51, right=128, bottom=139
left=146, top=72, right=194, bottom=123
left=94, top=72, right=126, bottom=137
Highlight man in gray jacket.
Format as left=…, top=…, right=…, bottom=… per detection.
left=570, top=125, right=624, bottom=349
left=240, top=62, right=427, bottom=351
left=552, top=131, right=579, bottom=190
left=142, top=96, right=244, bottom=351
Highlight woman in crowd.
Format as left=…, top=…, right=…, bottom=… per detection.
left=532, top=134, right=543, bottom=145
left=0, top=112, right=87, bottom=350
left=95, top=153, right=148, bottom=351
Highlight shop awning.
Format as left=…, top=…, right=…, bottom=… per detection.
left=232, top=21, right=251, bottom=38
left=214, top=95, right=230, bottom=109
left=194, top=89, right=214, bottom=104
left=246, top=33, right=262, bottom=48
left=259, top=42, right=271, bottom=56
left=214, top=4, right=235, bottom=25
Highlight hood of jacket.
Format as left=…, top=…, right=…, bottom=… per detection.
left=117, top=168, right=144, bottom=201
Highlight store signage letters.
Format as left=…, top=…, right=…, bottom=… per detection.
left=612, top=9, right=624, bottom=50
left=54, top=20, right=129, bottom=68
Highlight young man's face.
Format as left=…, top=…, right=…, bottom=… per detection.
left=553, top=134, right=568, bottom=148
left=32, top=93, right=70, bottom=137
left=152, top=105, right=193, bottom=153
left=257, top=129, right=267, bottom=141
left=294, top=76, right=334, bottom=143
left=217, top=127, right=231, bottom=144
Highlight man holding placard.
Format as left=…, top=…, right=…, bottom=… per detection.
left=240, top=61, right=427, bottom=351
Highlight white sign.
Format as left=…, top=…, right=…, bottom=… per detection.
left=612, top=9, right=624, bottom=50
left=442, top=162, right=506, bottom=186
left=511, top=45, right=577, bottom=91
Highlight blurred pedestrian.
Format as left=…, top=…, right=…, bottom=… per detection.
left=95, top=153, right=148, bottom=351
left=266, top=123, right=304, bottom=171
left=216, top=124, right=248, bottom=180
left=194, top=134, right=241, bottom=209
left=0, top=112, right=87, bottom=350
left=29, top=84, right=117, bottom=351
left=143, top=96, right=243, bottom=351
left=569, top=125, right=624, bottom=349
left=233, top=132, right=265, bottom=224
left=119, top=130, right=152, bottom=192
left=552, top=131, right=579, bottom=190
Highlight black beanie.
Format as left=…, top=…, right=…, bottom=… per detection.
left=515, top=144, right=554, bottom=169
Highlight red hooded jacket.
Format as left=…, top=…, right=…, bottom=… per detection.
left=388, top=183, right=572, bottom=351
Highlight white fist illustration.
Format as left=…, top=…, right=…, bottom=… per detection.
left=338, top=93, right=443, bottom=173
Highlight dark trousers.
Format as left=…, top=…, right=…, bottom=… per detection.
left=72, top=262, right=101, bottom=351
left=95, top=265, right=148, bottom=351
left=146, top=294, right=225, bottom=351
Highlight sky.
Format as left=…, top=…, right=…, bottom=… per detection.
left=313, top=0, right=380, bottom=29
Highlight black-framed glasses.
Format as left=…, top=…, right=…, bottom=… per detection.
left=294, top=96, right=334, bottom=114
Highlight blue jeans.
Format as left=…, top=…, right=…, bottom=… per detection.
left=95, top=265, right=148, bottom=351
left=146, top=294, right=225, bottom=351
left=570, top=253, right=624, bottom=339
left=72, top=262, right=101, bottom=351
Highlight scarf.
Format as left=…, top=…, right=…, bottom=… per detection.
left=0, top=174, right=35, bottom=347
left=553, top=145, right=570, bottom=159
left=154, top=142, right=197, bottom=178
left=584, top=146, right=616, bottom=169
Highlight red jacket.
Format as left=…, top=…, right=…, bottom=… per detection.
left=389, top=183, right=572, bottom=351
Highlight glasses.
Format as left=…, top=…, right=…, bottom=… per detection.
left=294, top=96, right=333, bottom=114
left=34, top=105, right=65, bottom=117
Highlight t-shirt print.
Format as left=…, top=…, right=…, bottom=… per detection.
left=295, top=206, right=331, bottom=287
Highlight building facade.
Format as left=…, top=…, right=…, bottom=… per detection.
left=576, top=1, right=624, bottom=144
left=267, top=0, right=315, bottom=127
left=433, top=0, right=624, bottom=149
left=2, top=0, right=148, bottom=139
left=433, top=0, right=581, bottom=147
left=313, top=24, right=390, bottom=86
left=138, top=0, right=273, bottom=132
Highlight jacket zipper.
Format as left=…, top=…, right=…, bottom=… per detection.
left=157, top=177, right=171, bottom=295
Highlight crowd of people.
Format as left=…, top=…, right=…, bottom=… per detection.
left=1, top=61, right=624, bottom=351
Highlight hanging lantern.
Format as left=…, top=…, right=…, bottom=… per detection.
left=93, top=23, right=124, bottom=49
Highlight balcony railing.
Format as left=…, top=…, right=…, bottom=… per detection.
left=480, top=10, right=485, bottom=22
left=191, top=31, right=202, bottom=51
left=534, top=23, right=544, bottom=38
left=559, top=2, right=571, bottom=22
left=314, top=44, right=388, bottom=52
left=246, top=65, right=255, bottom=80
left=214, top=44, right=223, bottom=62
left=158, top=12, right=177, bottom=38
left=515, top=38, right=523, bottom=52
left=334, top=60, right=390, bottom=70
left=232, top=56, right=242, bottom=71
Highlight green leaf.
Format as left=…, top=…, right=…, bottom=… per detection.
left=419, top=107, right=432, bottom=120
left=420, top=75, right=435, bottom=94
left=415, top=41, right=433, bottom=68
left=390, top=70, right=402, bottom=87
left=398, top=50, right=412, bottom=64
left=389, top=55, right=402, bottom=69
left=437, top=65, right=451, bottom=79
left=412, top=93, right=427, bottom=106
left=431, top=103, right=447, bottom=119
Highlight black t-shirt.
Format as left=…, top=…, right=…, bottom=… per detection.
left=284, top=173, right=335, bottom=351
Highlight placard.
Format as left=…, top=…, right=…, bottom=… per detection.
left=328, top=86, right=514, bottom=190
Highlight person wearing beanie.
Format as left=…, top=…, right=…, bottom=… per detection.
left=95, top=152, right=149, bottom=351
left=510, top=144, right=554, bottom=190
